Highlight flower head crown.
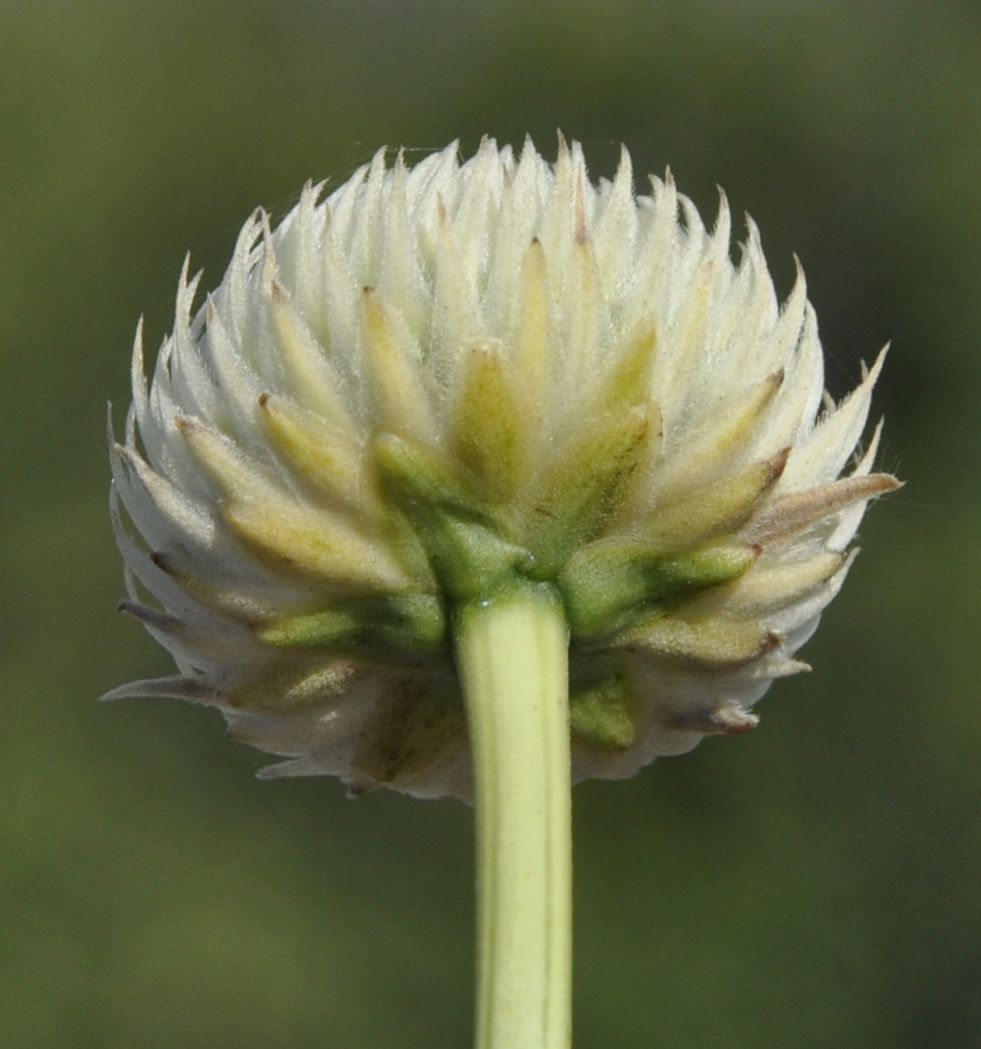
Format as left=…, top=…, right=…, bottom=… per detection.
left=108, top=137, right=898, bottom=799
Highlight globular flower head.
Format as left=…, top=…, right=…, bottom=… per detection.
left=108, top=137, right=899, bottom=799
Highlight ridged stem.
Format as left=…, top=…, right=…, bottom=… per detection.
left=453, top=580, right=572, bottom=1049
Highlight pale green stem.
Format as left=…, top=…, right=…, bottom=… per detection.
left=453, top=580, right=572, bottom=1049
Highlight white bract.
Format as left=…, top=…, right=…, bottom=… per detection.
left=108, top=137, right=898, bottom=799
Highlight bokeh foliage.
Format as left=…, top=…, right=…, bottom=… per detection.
left=2, top=1, right=978, bottom=1046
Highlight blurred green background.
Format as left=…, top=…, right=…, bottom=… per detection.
left=3, top=1, right=978, bottom=1046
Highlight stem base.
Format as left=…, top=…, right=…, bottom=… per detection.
left=454, top=582, right=572, bottom=1049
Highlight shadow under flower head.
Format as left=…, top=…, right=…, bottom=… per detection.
left=106, top=136, right=900, bottom=800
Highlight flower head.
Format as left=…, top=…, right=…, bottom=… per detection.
left=108, top=137, right=899, bottom=799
